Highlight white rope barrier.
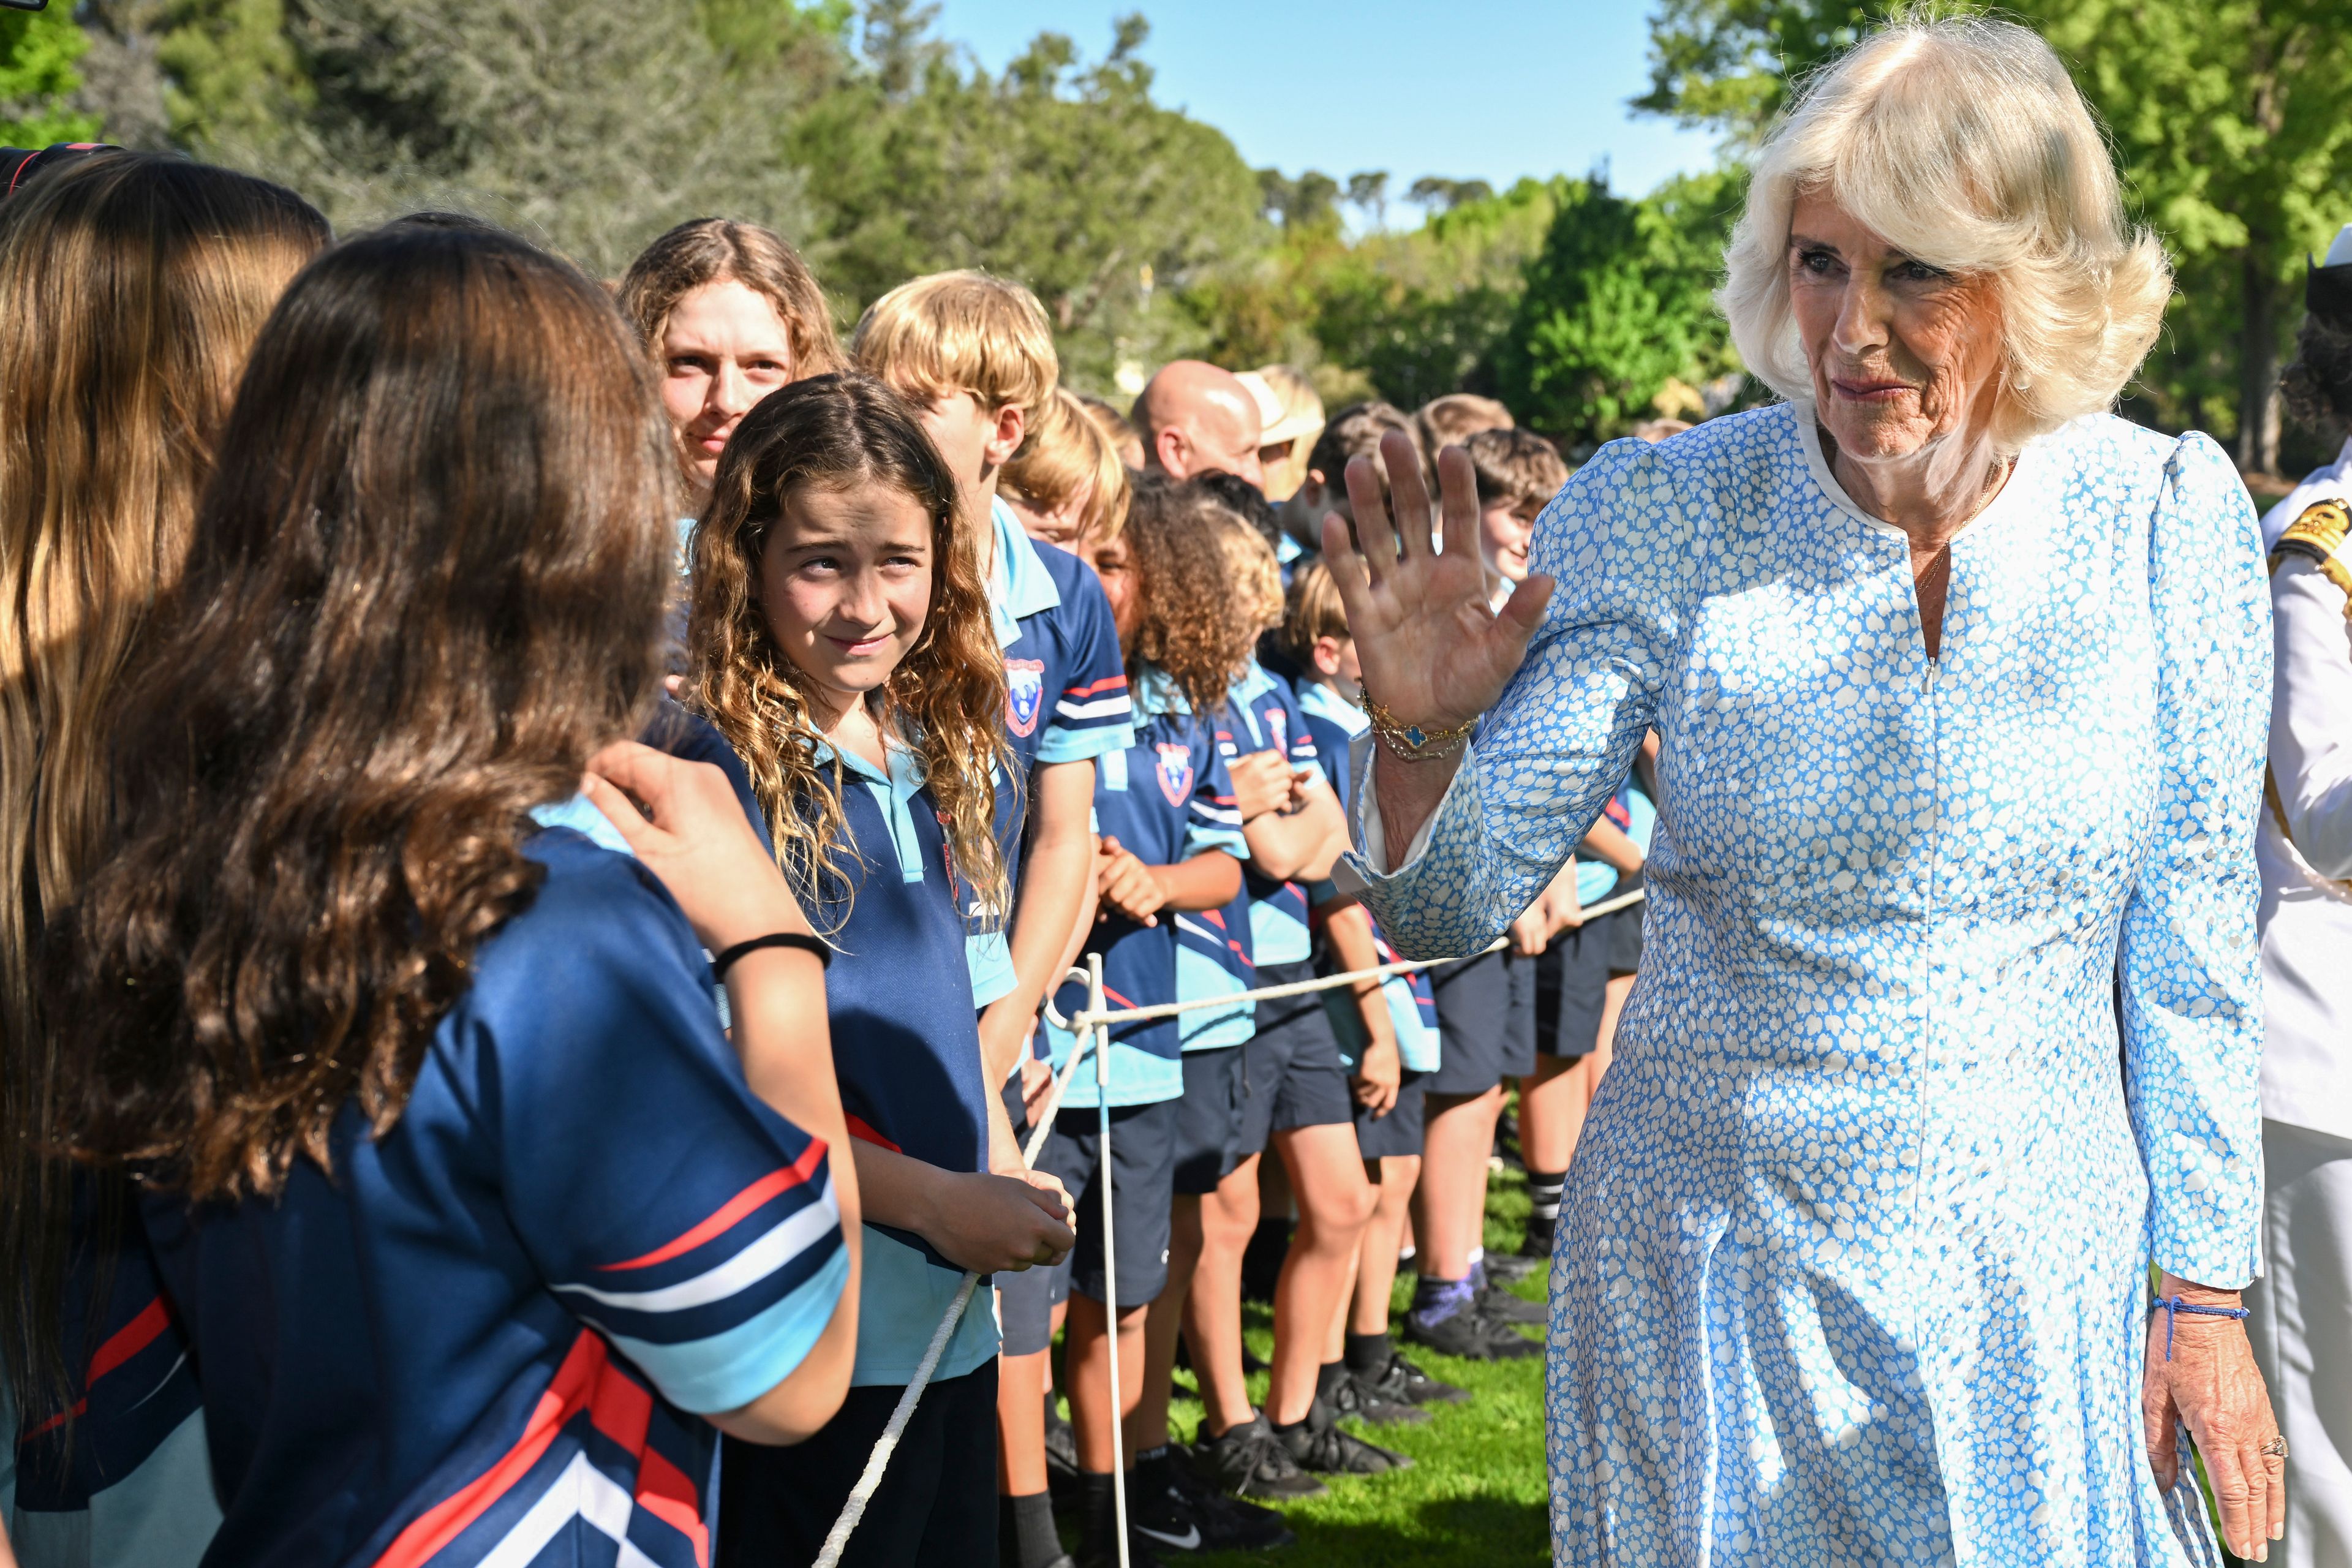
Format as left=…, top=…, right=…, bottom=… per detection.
left=809, top=884, right=1647, bottom=1562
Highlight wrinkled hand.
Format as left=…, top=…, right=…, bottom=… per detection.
left=1351, top=1030, right=1400, bottom=1117
left=1096, top=836, right=1166, bottom=925
left=1228, top=750, right=1294, bottom=822
left=1321, top=431, right=1553, bottom=736
left=582, top=741, right=809, bottom=953
left=2143, top=1274, right=2284, bottom=1560
left=933, top=1169, right=1076, bottom=1274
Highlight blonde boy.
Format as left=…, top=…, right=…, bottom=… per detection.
left=855, top=272, right=1144, bottom=1568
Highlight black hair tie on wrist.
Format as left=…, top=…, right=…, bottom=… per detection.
left=711, top=932, right=831, bottom=981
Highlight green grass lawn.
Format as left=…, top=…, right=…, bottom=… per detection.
left=1063, top=1164, right=1553, bottom=1567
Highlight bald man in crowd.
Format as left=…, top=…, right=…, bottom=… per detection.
left=1133, top=360, right=1265, bottom=489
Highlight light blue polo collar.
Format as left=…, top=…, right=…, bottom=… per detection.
left=990, top=496, right=1061, bottom=647
left=811, top=733, right=930, bottom=883
left=1133, top=663, right=1193, bottom=717
left=1231, top=658, right=1280, bottom=706
left=1297, top=678, right=1368, bottom=737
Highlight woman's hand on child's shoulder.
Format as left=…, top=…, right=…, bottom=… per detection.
left=582, top=741, right=810, bottom=952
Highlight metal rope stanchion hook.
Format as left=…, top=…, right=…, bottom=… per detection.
left=1038, top=965, right=1097, bottom=1032
left=1088, top=951, right=1128, bottom=1568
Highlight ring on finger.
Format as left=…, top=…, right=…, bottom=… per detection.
left=2260, top=1434, right=2290, bottom=1461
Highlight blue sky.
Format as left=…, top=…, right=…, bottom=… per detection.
left=927, top=0, right=1724, bottom=210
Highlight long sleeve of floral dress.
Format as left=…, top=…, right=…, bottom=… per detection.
left=2116, top=435, right=2269, bottom=1289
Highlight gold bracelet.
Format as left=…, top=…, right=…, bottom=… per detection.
left=1363, top=697, right=1476, bottom=761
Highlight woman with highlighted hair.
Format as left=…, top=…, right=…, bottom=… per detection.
left=1329, top=17, right=2283, bottom=1566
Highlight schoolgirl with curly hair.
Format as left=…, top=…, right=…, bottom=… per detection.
left=683, top=370, right=1077, bottom=1566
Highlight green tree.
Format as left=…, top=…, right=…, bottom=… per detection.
left=2, top=2, right=102, bottom=146
left=2043, top=0, right=2352, bottom=471
left=165, top=0, right=818, bottom=276
left=1637, top=0, right=2352, bottom=472
left=1192, top=173, right=1572, bottom=411
left=790, top=7, right=1266, bottom=390
left=1495, top=170, right=1746, bottom=446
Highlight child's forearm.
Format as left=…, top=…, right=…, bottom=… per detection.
left=1240, top=787, right=1348, bottom=881
left=1580, top=818, right=1644, bottom=876
left=1152, top=850, right=1243, bottom=912
left=850, top=1139, right=955, bottom=1238
left=980, top=759, right=1095, bottom=1087
left=1321, top=902, right=1390, bottom=1030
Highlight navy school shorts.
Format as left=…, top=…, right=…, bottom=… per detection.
left=1425, top=947, right=1536, bottom=1098
left=1030, top=1095, right=1177, bottom=1310
left=1173, top=1044, right=1246, bottom=1194
left=996, top=1079, right=1065, bottom=1357
left=1353, top=1068, right=1428, bottom=1161
left=1238, top=960, right=1357, bottom=1154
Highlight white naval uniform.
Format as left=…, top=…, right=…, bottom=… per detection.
left=2248, top=434, right=2352, bottom=1568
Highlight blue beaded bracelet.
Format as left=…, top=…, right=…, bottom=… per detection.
left=2150, top=1294, right=2248, bottom=1361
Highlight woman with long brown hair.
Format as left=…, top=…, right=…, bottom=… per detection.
left=39, top=220, right=861, bottom=1567
left=0, top=150, right=327, bottom=1558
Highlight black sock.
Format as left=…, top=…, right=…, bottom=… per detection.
left=1344, top=1329, right=1390, bottom=1374
left=1316, top=1359, right=1349, bottom=1403
left=1526, top=1167, right=1565, bottom=1251
left=1077, top=1471, right=1118, bottom=1549
left=1001, top=1490, right=1061, bottom=1568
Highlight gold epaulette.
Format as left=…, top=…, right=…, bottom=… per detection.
left=2272, top=498, right=2352, bottom=617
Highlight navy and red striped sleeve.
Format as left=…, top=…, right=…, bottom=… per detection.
left=483, top=854, right=849, bottom=1416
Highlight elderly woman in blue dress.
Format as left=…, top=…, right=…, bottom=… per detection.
left=1326, top=17, right=2287, bottom=1567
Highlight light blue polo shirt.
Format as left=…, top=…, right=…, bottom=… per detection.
left=970, top=498, right=1138, bottom=1009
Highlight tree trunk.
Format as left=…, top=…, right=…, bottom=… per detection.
left=2240, top=249, right=2282, bottom=475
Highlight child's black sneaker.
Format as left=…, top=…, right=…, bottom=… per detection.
left=1403, top=1300, right=1540, bottom=1361
left=1128, top=1446, right=1296, bottom=1553
left=1273, top=1398, right=1414, bottom=1476
left=1168, top=1448, right=1295, bottom=1548
left=1361, top=1349, right=1471, bottom=1406
left=1327, top=1366, right=1430, bottom=1427
left=1197, top=1413, right=1329, bottom=1501
left=1476, top=1281, right=1549, bottom=1326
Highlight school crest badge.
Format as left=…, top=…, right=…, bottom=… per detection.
left=1005, top=658, right=1046, bottom=737
left=1264, top=706, right=1287, bottom=758
left=1155, top=743, right=1194, bottom=807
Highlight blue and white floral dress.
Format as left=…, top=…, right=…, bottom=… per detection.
left=1349, top=404, right=2269, bottom=1566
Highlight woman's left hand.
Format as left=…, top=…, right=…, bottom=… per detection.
left=2141, top=1272, right=2285, bottom=1561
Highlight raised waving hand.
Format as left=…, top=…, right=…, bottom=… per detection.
left=1321, top=431, right=1554, bottom=855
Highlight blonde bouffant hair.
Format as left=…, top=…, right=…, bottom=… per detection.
left=1719, top=13, right=2170, bottom=454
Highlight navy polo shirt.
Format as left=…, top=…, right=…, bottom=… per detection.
left=1297, top=679, right=1439, bottom=1071
left=1042, top=666, right=1247, bottom=1106
left=130, top=826, right=848, bottom=1568
left=970, top=499, right=1137, bottom=1008
left=798, top=738, right=1001, bottom=1385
